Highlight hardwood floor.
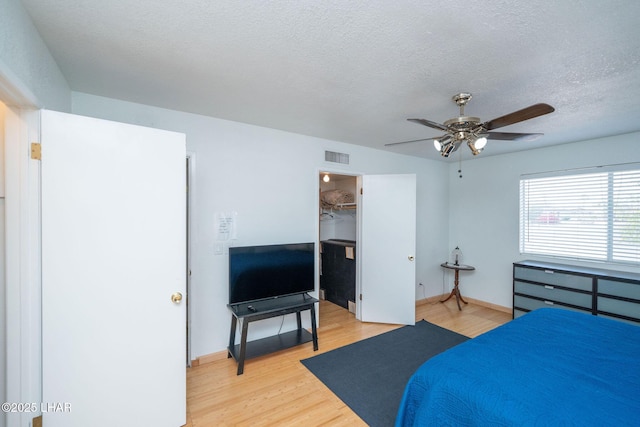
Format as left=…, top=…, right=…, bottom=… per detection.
left=185, top=298, right=511, bottom=426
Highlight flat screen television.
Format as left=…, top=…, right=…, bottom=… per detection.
left=228, top=242, right=315, bottom=305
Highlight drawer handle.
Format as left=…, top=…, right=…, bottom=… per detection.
left=544, top=285, right=555, bottom=290
left=544, top=270, right=554, bottom=274
left=544, top=300, right=554, bottom=305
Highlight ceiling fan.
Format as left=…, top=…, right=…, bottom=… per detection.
left=386, top=93, right=555, bottom=157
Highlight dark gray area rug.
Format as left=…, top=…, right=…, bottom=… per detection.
left=300, top=320, right=469, bottom=427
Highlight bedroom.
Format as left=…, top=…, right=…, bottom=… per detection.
left=2, top=1, right=640, bottom=426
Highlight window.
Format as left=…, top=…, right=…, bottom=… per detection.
left=519, top=165, right=640, bottom=265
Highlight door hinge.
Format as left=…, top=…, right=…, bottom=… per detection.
left=360, top=187, right=363, bottom=195
left=359, top=293, right=362, bottom=301
left=31, top=142, right=41, bottom=160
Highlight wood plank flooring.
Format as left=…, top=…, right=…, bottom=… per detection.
left=185, top=298, right=511, bottom=426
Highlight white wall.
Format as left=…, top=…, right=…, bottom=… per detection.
left=447, top=132, right=640, bottom=308
left=319, top=210, right=357, bottom=241
left=71, top=92, right=450, bottom=358
left=0, top=0, right=71, bottom=111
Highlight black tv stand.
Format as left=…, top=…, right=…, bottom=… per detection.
left=227, top=293, right=319, bottom=375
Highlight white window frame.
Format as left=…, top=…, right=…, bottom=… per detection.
left=519, top=163, right=640, bottom=266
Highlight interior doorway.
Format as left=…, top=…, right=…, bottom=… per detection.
left=318, top=172, right=359, bottom=317
left=317, top=172, right=417, bottom=326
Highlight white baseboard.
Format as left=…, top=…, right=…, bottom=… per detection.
left=191, top=349, right=229, bottom=367
left=417, top=294, right=511, bottom=314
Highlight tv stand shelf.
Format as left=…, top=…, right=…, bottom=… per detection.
left=227, top=293, right=318, bottom=375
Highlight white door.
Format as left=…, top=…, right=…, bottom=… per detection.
left=359, top=174, right=416, bottom=325
left=41, top=110, right=186, bottom=427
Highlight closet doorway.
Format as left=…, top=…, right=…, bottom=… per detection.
left=319, top=172, right=359, bottom=316
left=317, top=172, right=416, bottom=326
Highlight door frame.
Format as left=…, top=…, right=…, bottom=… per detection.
left=315, top=167, right=363, bottom=321
left=4, top=103, right=42, bottom=426
left=186, top=151, right=196, bottom=367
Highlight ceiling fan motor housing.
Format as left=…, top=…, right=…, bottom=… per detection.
left=444, top=116, right=482, bottom=133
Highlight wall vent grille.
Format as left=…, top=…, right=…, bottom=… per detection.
left=325, top=150, right=350, bottom=164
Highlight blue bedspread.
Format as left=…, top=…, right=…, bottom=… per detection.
left=396, top=308, right=640, bottom=426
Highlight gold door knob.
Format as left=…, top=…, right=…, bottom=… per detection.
left=408, top=256, right=415, bottom=261
left=171, top=292, right=183, bottom=304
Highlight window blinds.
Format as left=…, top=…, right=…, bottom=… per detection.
left=520, top=167, right=640, bottom=264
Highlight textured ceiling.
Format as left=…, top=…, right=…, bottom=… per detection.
left=20, top=0, right=640, bottom=161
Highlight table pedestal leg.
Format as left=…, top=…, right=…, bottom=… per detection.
left=440, top=269, right=468, bottom=310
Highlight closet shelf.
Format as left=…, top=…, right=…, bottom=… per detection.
left=320, top=189, right=355, bottom=210
left=335, top=203, right=356, bottom=210
left=321, top=203, right=356, bottom=215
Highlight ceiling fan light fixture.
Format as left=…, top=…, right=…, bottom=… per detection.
left=440, top=141, right=456, bottom=157
left=434, top=135, right=453, bottom=155
left=467, top=136, right=487, bottom=155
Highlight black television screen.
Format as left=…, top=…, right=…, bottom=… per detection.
left=229, top=242, right=315, bottom=305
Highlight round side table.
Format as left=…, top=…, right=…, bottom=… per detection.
left=440, top=262, right=475, bottom=310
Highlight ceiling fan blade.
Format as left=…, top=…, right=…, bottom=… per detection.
left=483, top=103, right=555, bottom=130
left=407, top=118, right=449, bottom=132
left=486, top=132, right=544, bottom=142
left=385, top=136, right=439, bottom=147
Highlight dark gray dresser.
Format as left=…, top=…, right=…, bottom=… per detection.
left=513, top=260, right=640, bottom=325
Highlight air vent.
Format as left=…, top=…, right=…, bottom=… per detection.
left=325, top=150, right=350, bottom=165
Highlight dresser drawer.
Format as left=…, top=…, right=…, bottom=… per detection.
left=514, top=266, right=592, bottom=292
left=597, top=296, right=640, bottom=320
left=598, top=279, right=640, bottom=300
left=515, top=281, right=592, bottom=308
left=514, top=295, right=592, bottom=314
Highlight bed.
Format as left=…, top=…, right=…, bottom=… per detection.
left=395, top=308, right=640, bottom=426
